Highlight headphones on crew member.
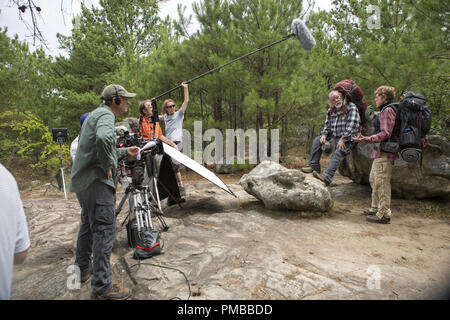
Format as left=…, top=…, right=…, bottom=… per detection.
left=113, top=85, right=121, bottom=105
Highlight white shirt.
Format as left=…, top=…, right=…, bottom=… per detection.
left=70, top=135, right=80, bottom=161
left=0, top=164, right=30, bottom=300
left=162, top=110, right=184, bottom=143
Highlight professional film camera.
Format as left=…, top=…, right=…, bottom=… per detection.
left=116, top=130, right=140, bottom=149
left=115, top=123, right=182, bottom=260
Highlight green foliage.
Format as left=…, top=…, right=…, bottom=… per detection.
left=53, top=0, right=163, bottom=132
left=0, top=28, right=54, bottom=119
left=0, top=111, right=70, bottom=173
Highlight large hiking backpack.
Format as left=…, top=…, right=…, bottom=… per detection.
left=397, top=92, right=432, bottom=162
left=333, top=79, right=368, bottom=124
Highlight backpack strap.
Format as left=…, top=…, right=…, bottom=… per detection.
left=342, top=98, right=348, bottom=115
left=383, top=102, right=400, bottom=127
left=383, top=102, right=398, bottom=114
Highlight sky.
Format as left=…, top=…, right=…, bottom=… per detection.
left=0, top=0, right=332, bottom=57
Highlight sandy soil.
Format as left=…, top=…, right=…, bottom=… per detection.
left=10, top=168, right=450, bottom=300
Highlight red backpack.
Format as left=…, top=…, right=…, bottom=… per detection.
left=333, top=80, right=368, bottom=124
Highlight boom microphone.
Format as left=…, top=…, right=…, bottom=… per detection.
left=291, top=18, right=316, bottom=50
left=153, top=18, right=316, bottom=100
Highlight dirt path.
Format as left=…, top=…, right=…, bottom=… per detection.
left=11, top=172, right=450, bottom=300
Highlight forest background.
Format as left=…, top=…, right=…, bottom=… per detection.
left=0, top=0, right=448, bottom=180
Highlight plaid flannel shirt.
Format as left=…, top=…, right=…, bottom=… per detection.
left=320, top=102, right=360, bottom=143
left=363, top=106, right=399, bottom=160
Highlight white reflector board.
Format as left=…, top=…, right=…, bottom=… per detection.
left=162, top=142, right=236, bottom=197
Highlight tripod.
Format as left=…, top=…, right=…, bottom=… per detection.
left=51, top=128, right=68, bottom=199
left=115, top=144, right=169, bottom=253
left=115, top=175, right=169, bottom=233
left=57, top=140, right=67, bottom=200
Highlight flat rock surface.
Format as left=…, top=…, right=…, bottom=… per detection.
left=11, top=174, right=450, bottom=300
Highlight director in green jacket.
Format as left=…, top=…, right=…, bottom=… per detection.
left=70, top=84, right=139, bottom=300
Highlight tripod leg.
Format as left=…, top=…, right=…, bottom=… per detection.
left=133, top=192, right=144, bottom=232
left=59, top=143, right=67, bottom=200
left=138, top=191, right=151, bottom=231
left=115, top=187, right=130, bottom=217
left=147, top=194, right=169, bottom=231
left=143, top=188, right=154, bottom=230
left=157, top=215, right=169, bottom=232
left=152, top=177, right=162, bottom=212
left=148, top=180, right=169, bottom=231
left=61, top=167, right=67, bottom=200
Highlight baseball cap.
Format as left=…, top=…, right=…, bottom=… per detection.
left=101, top=84, right=136, bottom=101
left=80, top=112, right=89, bottom=126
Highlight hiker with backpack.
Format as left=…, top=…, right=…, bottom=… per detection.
left=352, top=85, right=398, bottom=224
left=301, top=89, right=360, bottom=186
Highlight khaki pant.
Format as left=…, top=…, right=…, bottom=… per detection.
left=369, top=156, right=393, bottom=219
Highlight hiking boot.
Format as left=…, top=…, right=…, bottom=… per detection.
left=167, top=196, right=186, bottom=207
left=366, top=215, right=391, bottom=224
left=95, top=283, right=132, bottom=300
left=301, top=166, right=315, bottom=174
left=362, top=209, right=377, bottom=216
left=313, top=171, right=330, bottom=186
left=80, top=266, right=93, bottom=283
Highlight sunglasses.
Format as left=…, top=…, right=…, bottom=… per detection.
left=167, top=104, right=176, bottom=108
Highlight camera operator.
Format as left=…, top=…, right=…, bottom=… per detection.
left=69, top=84, right=139, bottom=300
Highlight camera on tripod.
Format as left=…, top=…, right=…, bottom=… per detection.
left=115, top=129, right=148, bottom=186
left=115, top=138, right=172, bottom=260
left=130, top=161, right=145, bottom=186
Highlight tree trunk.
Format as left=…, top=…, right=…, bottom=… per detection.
left=281, top=117, right=288, bottom=158
left=213, top=97, right=222, bottom=121
left=240, top=93, right=245, bottom=129
left=306, top=124, right=316, bottom=152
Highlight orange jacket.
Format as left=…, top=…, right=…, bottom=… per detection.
left=139, top=115, right=163, bottom=139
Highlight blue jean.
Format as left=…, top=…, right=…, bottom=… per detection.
left=75, top=180, right=116, bottom=298
left=307, top=135, right=354, bottom=184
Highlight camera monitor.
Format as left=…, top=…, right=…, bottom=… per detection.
left=52, top=128, right=68, bottom=143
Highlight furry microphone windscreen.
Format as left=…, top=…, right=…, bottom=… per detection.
left=291, top=19, right=316, bottom=50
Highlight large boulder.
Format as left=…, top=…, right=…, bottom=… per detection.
left=339, top=133, right=450, bottom=199
left=239, top=161, right=333, bottom=212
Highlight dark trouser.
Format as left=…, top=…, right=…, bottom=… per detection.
left=75, top=180, right=116, bottom=298
left=307, top=135, right=354, bottom=184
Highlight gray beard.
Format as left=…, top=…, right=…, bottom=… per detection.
left=334, top=102, right=343, bottom=109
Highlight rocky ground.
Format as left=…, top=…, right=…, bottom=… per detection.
left=11, top=169, right=450, bottom=300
